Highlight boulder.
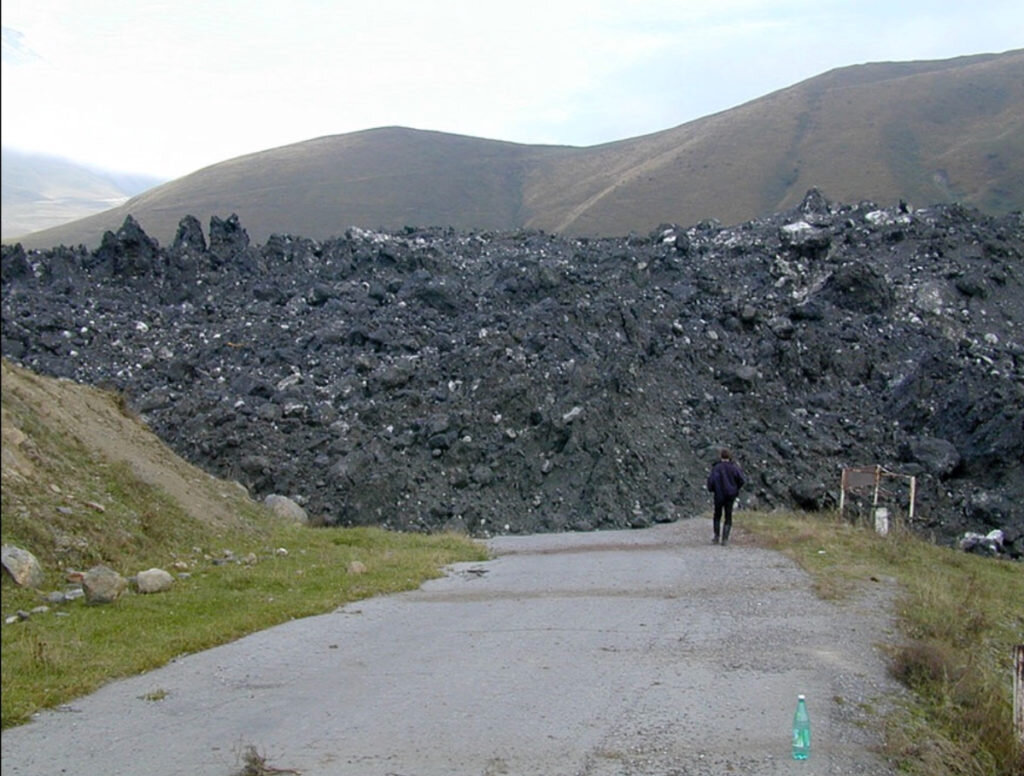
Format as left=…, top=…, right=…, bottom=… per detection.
left=964, top=490, right=1013, bottom=528
left=822, top=262, right=894, bottom=314
left=264, top=494, right=309, bottom=524
left=0, top=243, right=32, bottom=283
left=1, top=545, right=45, bottom=588
left=93, top=215, right=161, bottom=277
left=82, top=565, right=128, bottom=604
left=958, top=530, right=1004, bottom=556
left=134, top=568, right=174, bottom=594
left=170, top=214, right=208, bottom=253
left=901, top=437, right=961, bottom=479
left=718, top=365, right=758, bottom=393
left=779, top=221, right=831, bottom=258
left=790, top=480, right=828, bottom=511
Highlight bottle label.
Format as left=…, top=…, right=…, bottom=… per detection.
left=792, top=727, right=811, bottom=759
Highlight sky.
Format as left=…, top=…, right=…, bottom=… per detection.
left=1, top=0, right=1021, bottom=180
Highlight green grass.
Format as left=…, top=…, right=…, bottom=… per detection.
left=1, top=359, right=488, bottom=729
left=1, top=523, right=487, bottom=728
left=742, top=510, right=1024, bottom=776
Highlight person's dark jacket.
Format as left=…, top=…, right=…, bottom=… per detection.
left=707, top=460, right=746, bottom=504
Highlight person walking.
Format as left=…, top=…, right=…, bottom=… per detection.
left=707, top=448, right=746, bottom=545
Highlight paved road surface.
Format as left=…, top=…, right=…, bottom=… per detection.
left=1, top=518, right=903, bottom=775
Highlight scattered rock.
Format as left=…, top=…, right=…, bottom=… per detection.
left=2, top=195, right=1022, bottom=558
left=1, top=545, right=45, bottom=588
left=263, top=494, right=309, bottom=524
left=81, top=565, right=128, bottom=604
left=958, top=530, right=1005, bottom=556
left=134, top=568, right=174, bottom=594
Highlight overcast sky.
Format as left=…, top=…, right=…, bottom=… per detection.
left=2, top=1, right=1021, bottom=180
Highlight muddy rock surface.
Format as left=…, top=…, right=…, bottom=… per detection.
left=2, top=191, right=1022, bottom=551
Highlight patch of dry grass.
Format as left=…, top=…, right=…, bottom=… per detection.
left=743, top=510, right=1023, bottom=776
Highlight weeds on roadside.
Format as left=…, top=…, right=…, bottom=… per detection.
left=743, top=510, right=1024, bottom=776
left=233, top=744, right=300, bottom=775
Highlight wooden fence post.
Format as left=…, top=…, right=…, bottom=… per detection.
left=1015, top=644, right=1024, bottom=747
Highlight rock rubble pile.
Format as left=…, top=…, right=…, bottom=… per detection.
left=3, top=190, right=1022, bottom=554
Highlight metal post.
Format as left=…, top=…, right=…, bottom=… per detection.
left=839, top=469, right=847, bottom=520
left=1015, top=645, right=1024, bottom=747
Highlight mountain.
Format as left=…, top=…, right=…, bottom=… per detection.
left=1, top=149, right=164, bottom=241
left=7, top=49, right=1023, bottom=250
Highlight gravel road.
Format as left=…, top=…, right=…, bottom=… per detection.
left=0, top=518, right=905, bottom=775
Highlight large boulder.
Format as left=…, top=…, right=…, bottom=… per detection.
left=134, top=568, right=174, bottom=594
left=93, top=215, right=161, bottom=277
left=779, top=221, right=831, bottom=258
left=790, top=480, right=829, bottom=511
left=1, top=545, right=44, bottom=588
left=901, top=437, right=961, bottom=479
left=81, top=565, right=128, bottom=604
left=822, top=261, right=894, bottom=314
left=264, top=494, right=309, bottom=524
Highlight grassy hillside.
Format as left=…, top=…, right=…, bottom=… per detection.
left=9, top=50, right=1022, bottom=249
left=1, top=149, right=163, bottom=241
left=526, top=50, right=1024, bottom=234
left=0, top=359, right=487, bottom=728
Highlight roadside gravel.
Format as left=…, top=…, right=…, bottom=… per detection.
left=0, top=518, right=906, bottom=775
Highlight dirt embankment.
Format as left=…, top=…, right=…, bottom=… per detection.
left=2, top=359, right=259, bottom=556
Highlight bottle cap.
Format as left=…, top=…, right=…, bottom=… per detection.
left=797, top=694, right=805, bottom=700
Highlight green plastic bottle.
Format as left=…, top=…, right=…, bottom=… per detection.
left=792, top=694, right=811, bottom=760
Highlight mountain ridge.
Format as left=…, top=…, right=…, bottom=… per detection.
left=0, top=149, right=164, bottom=240
left=5, top=49, right=1023, bottom=249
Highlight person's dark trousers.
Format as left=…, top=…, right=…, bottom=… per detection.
left=713, top=497, right=735, bottom=543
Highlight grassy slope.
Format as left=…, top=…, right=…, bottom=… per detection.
left=743, top=512, right=1023, bottom=776
left=529, top=51, right=1024, bottom=235
left=1, top=150, right=163, bottom=241
left=0, top=359, right=488, bottom=727
left=10, top=51, right=1022, bottom=249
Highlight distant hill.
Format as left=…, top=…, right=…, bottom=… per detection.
left=1, top=149, right=164, bottom=241
left=7, top=49, right=1023, bottom=250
